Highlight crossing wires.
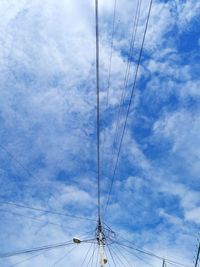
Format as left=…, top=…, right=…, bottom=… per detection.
left=104, top=0, right=153, bottom=214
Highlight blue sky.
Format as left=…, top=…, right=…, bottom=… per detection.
left=0, top=0, right=200, bottom=266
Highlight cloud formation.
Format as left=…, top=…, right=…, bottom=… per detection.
left=0, top=0, right=200, bottom=266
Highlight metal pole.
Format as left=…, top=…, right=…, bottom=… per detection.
left=97, top=219, right=107, bottom=267
left=162, top=259, right=166, bottom=267
left=195, top=242, right=200, bottom=267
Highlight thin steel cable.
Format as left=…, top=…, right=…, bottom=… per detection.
left=95, top=246, right=99, bottom=267
left=0, top=241, right=74, bottom=258
left=95, top=0, right=101, bottom=220
left=0, top=208, right=62, bottom=227
left=0, top=238, right=95, bottom=259
left=0, top=144, right=36, bottom=180
left=101, top=0, right=141, bottom=192
left=90, top=243, right=97, bottom=267
left=104, top=0, right=153, bottom=214
left=116, top=242, right=154, bottom=267
left=0, top=144, right=60, bottom=203
left=50, top=246, right=77, bottom=267
left=107, top=244, right=117, bottom=267
left=80, top=243, right=93, bottom=267
left=101, top=0, right=142, bottom=220
left=106, top=0, right=117, bottom=106
left=86, top=243, right=96, bottom=267
left=107, top=0, right=142, bottom=174
left=103, top=0, right=142, bottom=218
left=116, top=241, right=189, bottom=267
left=110, top=245, right=127, bottom=267
left=8, top=249, right=49, bottom=267
left=100, top=0, right=117, bottom=177
left=117, top=236, right=185, bottom=267
left=113, top=244, right=135, bottom=267
left=0, top=200, right=96, bottom=222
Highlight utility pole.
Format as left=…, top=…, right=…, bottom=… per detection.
left=94, top=0, right=107, bottom=263
left=97, top=219, right=107, bottom=267
left=194, top=240, right=200, bottom=267
left=162, top=258, right=167, bottom=267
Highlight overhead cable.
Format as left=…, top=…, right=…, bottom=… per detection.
left=107, top=0, right=142, bottom=177
left=116, top=241, right=189, bottom=267
left=104, top=0, right=153, bottom=213
left=100, top=0, right=117, bottom=172
left=0, top=200, right=97, bottom=222
left=95, top=0, right=101, bottom=220
left=0, top=241, right=74, bottom=258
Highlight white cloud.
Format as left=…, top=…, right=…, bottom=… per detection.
left=0, top=0, right=200, bottom=266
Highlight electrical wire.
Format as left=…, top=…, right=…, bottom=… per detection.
left=50, top=246, right=77, bottom=267
left=95, top=0, right=101, bottom=220
left=116, top=241, right=189, bottom=267
left=106, top=0, right=117, bottom=106
left=100, top=0, right=117, bottom=179
left=0, top=241, right=74, bottom=259
left=0, top=200, right=96, bottom=222
left=0, top=144, right=60, bottom=203
left=113, top=243, right=135, bottom=267
left=95, top=246, right=99, bottom=267
left=0, top=208, right=62, bottom=227
left=107, top=244, right=117, bottom=267
left=110, top=245, right=127, bottom=267
left=8, top=249, right=49, bottom=267
left=116, top=242, right=154, bottom=267
left=106, top=0, right=142, bottom=178
left=104, top=0, right=153, bottom=214
left=89, top=243, right=97, bottom=267
left=80, top=243, right=93, bottom=267
left=0, top=238, right=95, bottom=259
left=103, top=0, right=142, bottom=217
left=85, top=243, right=96, bottom=267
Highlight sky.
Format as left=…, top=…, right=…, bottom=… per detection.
left=0, top=0, right=200, bottom=266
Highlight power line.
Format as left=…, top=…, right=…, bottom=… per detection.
left=100, top=0, right=117, bottom=176
left=0, top=241, right=74, bottom=258
left=114, top=244, right=135, bottom=267
left=0, top=144, right=35, bottom=180
left=0, top=144, right=60, bottom=203
left=89, top=243, right=97, bottom=267
left=106, top=0, right=117, bottom=104
left=107, top=0, right=142, bottom=177
left=0, top=200, right=97, bottom=222
left=116, top=241, right=189, bottom=267
left=50, top=246, right=77, bottom=267
left=0, top=208, right=62, bottom=227
left=95, top=0, right=101, bottom=220
left=8, top=249, right=49, bottom=267
left=110, top=245, right=127, bottom=267
left=107, top=244, right=117, bottom=267
left=116, top=242, right=155, bottom=267
left=0, top=238, right=95, bottom=259
left=103, top=0, right=142, bottom=217
left=86, top=243, right=97, bottom=267
left=80, top=243, right=93, bottom=267
left=101, top=0, right=141, bottom=193
left=104, top=0, right=153, bottom=214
